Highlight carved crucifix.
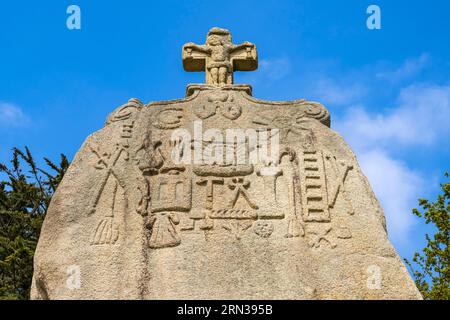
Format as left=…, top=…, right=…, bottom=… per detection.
left=182, top=27, right=258, bottom=86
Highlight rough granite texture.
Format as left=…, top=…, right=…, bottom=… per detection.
left=31, top=28, right=422, bottom=300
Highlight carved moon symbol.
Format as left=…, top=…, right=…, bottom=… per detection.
left=109, top=99, right=142, bottom=123
left=113, top=106, right=134, bottom=121
left=154, top=108, right=183, bottom=129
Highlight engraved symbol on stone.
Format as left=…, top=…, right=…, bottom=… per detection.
left=88, top=114, right=134, bottom=245
left=227, top=177, right=258, bottom=210
left=182, top=27, right=257, bottom=86
left=146, top=212, right=181, bottom=249
left=153, top=107, right=183, bottom=129
left=194, top=91, right=228, bottom=119
left=285, top=219, right=302, bottom=238
left=91, top=218, right=119, bottom=245
left=194, top=103, right=216, bottom=119
left=306, top=224, right=336, bottom=249
left=196, top=177, right=224, bottom=210
left=134, top=130, right=164, bottom=216
left=30, top=27, right=424, bottom=301
left=89, top=144, right=128, bottom=245
left=251, top=101, right=330, bottom=133
left=300, top=149, right=331, bottom=223
left=121, top=120, right=134, bottom=139
left=326, top=154, right=354, bottom=216
left=302, top=130, right=317, bottom=151
left=135, top=131, right=164, bottom=175
left=253, top=112, right=311, bottom=141
left=88, top=143, right=128, bottom=216
left=304, top=103, right=327, bottom=119
left=194, top=92, right=243, bottom=120
left=253, top=221, right=274, bottom=238
left=220, top=99, right=242, bottom=120
left=280, top=147, right=304, bottom=238
left=195, top=177, right=224, bottom=229
left=222, top=221, right=253, bottom=240
left=151, top=176, right=192, bottom=213
left=210, top=209, right=257, bottom=220
left=160, top=139, right=187, bottom=174
left=256, top=164, right=284, bottom=219
left=193, top=138, right=254, bottom=177
left=105, top=98, right=142, bottom=125
left=90, top=179, right=120, bottom=245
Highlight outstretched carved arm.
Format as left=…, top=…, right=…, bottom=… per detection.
left=231, top=42, right=255, bottom=53
left=183, top=43, right=211, bottom=55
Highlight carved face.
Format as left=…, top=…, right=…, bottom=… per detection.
left=206, top=35, right=223, bottom=46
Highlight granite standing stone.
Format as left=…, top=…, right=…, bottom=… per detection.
left=31, top=28, right=422, bottom=300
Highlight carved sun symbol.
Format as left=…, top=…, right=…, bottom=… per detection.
left=253, top=112, right=311, bottom=140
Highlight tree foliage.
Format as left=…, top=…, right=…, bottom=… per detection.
left=405, top=173, right=450, bottom=300
left=0, top=147, right=69, bottom=300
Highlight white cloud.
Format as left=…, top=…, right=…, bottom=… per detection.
left=357, top=149, right=423, bottom=244
left=334, top=84, right=450, bottom=245
left=0, top=102, right=30, bottom=127
left=334, top=82, right=450, bottom=246
left=335, top=83, right=450, bottom=149
left=376, top=53, right=430, bottom=82
left=306, top=54, right=431, bottom=107
left=272, top=53, right=445, bottom=253
left=311, top=78, right=368, bottom=106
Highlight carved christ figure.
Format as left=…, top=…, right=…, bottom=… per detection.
left=182, top=27, right=258, bottom=86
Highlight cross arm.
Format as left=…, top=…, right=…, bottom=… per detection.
left=230, top=41, right=258, bottom=71
left=182, top=43, right=211, bottom=72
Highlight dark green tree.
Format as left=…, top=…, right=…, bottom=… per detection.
left=405, top=173, right=450, bottom=300
left=0, top=147, right=69, bottom=300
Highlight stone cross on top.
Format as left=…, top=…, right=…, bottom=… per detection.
left=182, top=27, right=258, bottom=86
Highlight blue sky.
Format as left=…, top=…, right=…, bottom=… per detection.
left=0, top=0, right=449, bottom=262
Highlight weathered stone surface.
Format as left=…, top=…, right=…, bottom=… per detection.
left=31, top=28, right=422, bottom=300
